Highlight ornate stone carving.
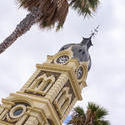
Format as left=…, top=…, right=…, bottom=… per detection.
left=0, top=39, right=89, bottom=125
left=1, top=103, right=28, bottom=124
left=9, top=104, right=26, bottom=119
left=54, top=87, right=72, bottom=118
left=25, top=74, right=56, bottom=96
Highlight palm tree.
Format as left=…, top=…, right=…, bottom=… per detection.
left=68, top=102, right=110, bottom=125
left=0, top=0, right=100, bottom=54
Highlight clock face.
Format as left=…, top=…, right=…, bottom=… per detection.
left=77, top=66, right=83, bottom=79
left=13, top=108, right=23, bottom=116
left=9, top=104, right=26, bottom=119
left=56, top=55, right=69, bottom=64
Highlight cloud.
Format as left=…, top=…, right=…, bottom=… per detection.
left=0, top=0, right=125, bottom=125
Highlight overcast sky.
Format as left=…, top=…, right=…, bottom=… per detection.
left=0, top=0, right=125, bottom=125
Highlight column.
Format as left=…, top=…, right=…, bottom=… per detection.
left=46, top=73, right=69, bottom=102
left=15, top=114, right=28, bottom=125
left=24, top=116, right=39, bottom=125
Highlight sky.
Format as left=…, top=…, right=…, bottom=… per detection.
left=0, top=0, right=125, bottom=125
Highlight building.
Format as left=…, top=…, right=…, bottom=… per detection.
left=0, top=37, right=92, bottom=125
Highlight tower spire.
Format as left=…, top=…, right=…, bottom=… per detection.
left=90, top=25, right=100, bottom=38
left=80, top=37, right=93, bottom=49
left=81, top=25, right=99, bottom=49
left=0, top=39, right=89, bottom=125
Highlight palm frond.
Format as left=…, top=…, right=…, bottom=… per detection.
left=88, top=102, right=100, bottom=112
left=88, top=102, right=108, bottom=119
left=73, top=106, right=85, bottom=116
left=69, top=0, right=100, bottom=17
left=68, top=106, right=86, bottom=125
left=17, top=0, right=40, bottom=10
left=17, top=0, right=69, bottom=30
left=68, top=103, right=110, bottom=125
left=96, top=107, right=108, bottom=119
left=68, top=116, right=84, bottom=124
left=94, top=120, right=110, bottom=125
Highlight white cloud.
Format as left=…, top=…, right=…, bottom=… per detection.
left=0, top=0, right=125, bottom=125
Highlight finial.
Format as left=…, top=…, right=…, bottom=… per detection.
left=81, top=25, right=99, bottom=48
left=90, top=25, right=100, bottom=39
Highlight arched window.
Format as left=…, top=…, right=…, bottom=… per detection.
left=25, top=74, right=55, bottom=96
left=47, top=119, right=54, bottom=125
left=54, top=87, right=72, bottom=118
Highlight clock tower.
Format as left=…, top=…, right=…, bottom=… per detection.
left=0, top=37, right=92, bottom=125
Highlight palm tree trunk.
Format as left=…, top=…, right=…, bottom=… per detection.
left=0, top=7, right=42, bottom=54
left=84, top=110, right=93, bottom=125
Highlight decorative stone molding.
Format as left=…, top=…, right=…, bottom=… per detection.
left=0, top=46, right=88, bottom=125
